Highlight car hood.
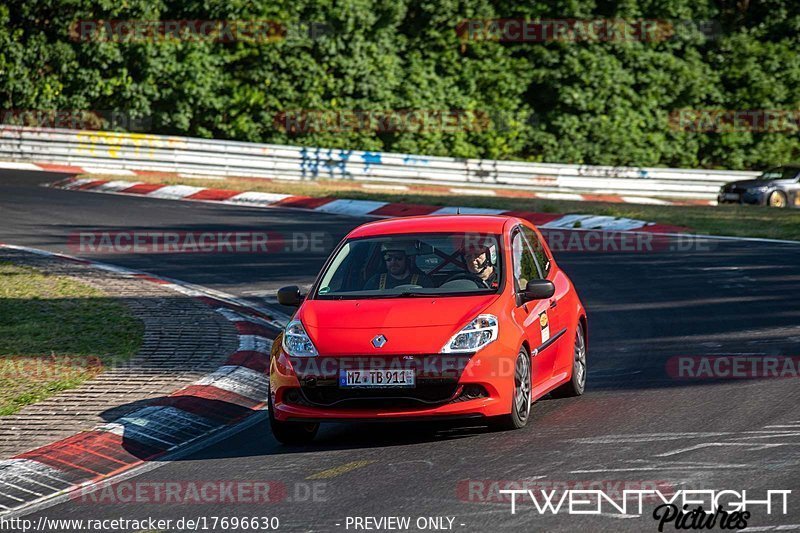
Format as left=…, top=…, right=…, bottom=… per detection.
left=298, top=295, right=499, bottom=355
left=727, top=179, right=769, bottom=189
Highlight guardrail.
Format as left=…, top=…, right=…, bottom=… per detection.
left=0, top=126, right=759, bottom=200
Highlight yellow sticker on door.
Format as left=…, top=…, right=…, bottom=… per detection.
left=539, top=311, right=550, bottom=343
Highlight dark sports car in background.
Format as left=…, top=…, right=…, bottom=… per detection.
left=718, top=164, right=800, bottom=208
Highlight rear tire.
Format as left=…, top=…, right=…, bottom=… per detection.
left=551, top=324, right=587, bottom=398
left=268, top=389, right=319, bottom=445
left=768, top=191, right=788, bottom=208
left=490, top=347, right=532, bottom=431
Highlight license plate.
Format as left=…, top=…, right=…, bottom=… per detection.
left=339, top=369, right=415, bottom=388
left=722, top=193, right=740, bottom=200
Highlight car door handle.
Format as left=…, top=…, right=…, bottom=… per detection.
left=549, top=299, right=557, bottom=309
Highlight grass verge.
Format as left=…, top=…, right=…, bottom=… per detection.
left=0, top=262, right=143, bottom=416
left=82, top=174, right=800, bottom=241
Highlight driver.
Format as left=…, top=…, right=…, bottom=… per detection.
left=464, top=242, right=500, bottom=288
left=364, top=241, right=434, bottom=290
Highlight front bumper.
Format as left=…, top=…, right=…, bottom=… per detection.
left=277, top=402, right=497, bottom=422
left=269, top=348, right=514, bottom=422
left=717, top=189, right=767, bottom=205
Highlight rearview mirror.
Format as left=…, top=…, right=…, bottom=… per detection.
left=417, top=243, right=435, bottom=255
left=277, top=285, right=304, bottom=307
left=518, top=279, right=555, bottom=304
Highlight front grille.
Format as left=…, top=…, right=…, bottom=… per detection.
left=719, top=185, right=749, bottom=203
left=287, top=354, right=475, bottom=410
left=285, top=383, right=490, bottom=410
left=297, top=379, right=460, bottom=408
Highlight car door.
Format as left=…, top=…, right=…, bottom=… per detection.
left=782, top=168, right=800, bottom=208
left=510, top=227, right=561, bottom=388
left=522, top=225, right=572, bottom=374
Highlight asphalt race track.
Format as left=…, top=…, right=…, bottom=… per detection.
left=2, top=170, right=800, bottom=532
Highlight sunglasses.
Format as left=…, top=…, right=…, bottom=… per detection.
left=383, top=253, right=406, bottom=262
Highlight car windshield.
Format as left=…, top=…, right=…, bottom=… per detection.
left=758, top=167, right=798, bottom=180
left=314, top=232, right=503, bottom=299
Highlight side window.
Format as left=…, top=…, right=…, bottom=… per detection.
left=523, top=227, right=552, bottom=278
left=512, top=231, right=541, bottom=292
left=760, top=167, right=783, bottom=180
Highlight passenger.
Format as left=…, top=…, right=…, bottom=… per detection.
left=364, top=241, right=434, bottom=290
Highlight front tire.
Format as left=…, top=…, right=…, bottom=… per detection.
left=768, top=190, right=788, bottom=208
left=490, top=347, right=532, bottom=431
left=551, top=324, right=587, bottom=398
left=268, top=389, right=319, bottom=445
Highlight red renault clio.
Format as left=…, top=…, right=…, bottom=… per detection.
left=270, top=215, right=587, bottom=444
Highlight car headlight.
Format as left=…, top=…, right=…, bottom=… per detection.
left=282, top=319, right=318, bottom=357
left=441, top=314, right=498, bottom=353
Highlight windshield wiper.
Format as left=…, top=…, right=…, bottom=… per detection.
left=392, top=291, right=430, bottom=297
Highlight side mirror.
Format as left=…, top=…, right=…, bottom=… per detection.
left=518, top=279, right=555, bottom=304
left=277, top=285, right=304, bottom=307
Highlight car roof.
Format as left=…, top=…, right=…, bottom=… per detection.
left=347, top=215, right=518, bottom=239
left=766, top=163, right=800, bottom=170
